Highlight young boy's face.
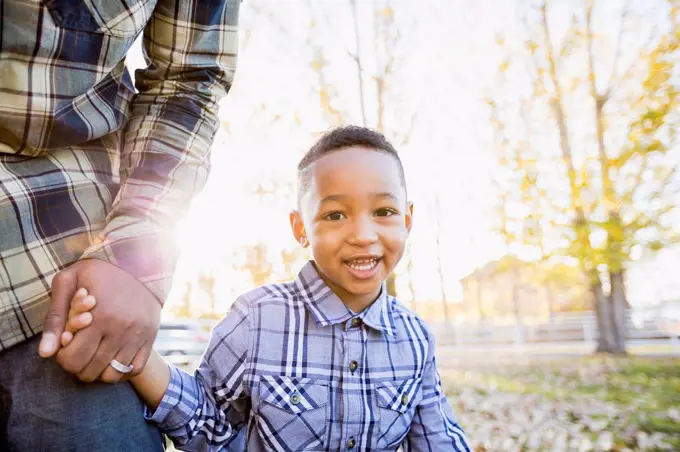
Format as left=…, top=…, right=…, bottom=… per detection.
left=291, top=146, right=413, bottom=310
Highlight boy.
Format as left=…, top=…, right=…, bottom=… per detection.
left=62, top=126, right=472, bottom=451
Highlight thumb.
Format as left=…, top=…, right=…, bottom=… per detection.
left=40, top=270, right=77, bottom=358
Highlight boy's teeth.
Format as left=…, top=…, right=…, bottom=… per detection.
left=347, top=258, right=378, bottom=271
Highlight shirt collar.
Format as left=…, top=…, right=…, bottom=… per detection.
left=294, top=261, right=396, bottom=336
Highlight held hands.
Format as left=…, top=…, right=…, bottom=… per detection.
left=61, top=287, right=133, bottom=373
left=60, top=288, right=96, bottom=347
left=39, top=260, right=161, bottom=383
left=63, top=288, right=172, bottom=410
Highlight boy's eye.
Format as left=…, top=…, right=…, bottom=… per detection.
left=323, top=211, right=346, bottom=221
left=375, top=208, right=397, bottom=217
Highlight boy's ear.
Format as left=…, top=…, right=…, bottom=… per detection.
left=405, top=202, right=414, bottom=234
left=289, top=210, right=308, bottom=247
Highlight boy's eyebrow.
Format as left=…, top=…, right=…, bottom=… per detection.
left=373, top=192, right=399, bottom=201
left=320, top=192, right=399, bottom=203
left=320, top=194, right=347, bottom=203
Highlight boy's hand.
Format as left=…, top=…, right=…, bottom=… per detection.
left=41, top=260, right=161, bottom=384
left=62, top=286, right=172, bottom=409
left=60, top=288, right=96, bottom=347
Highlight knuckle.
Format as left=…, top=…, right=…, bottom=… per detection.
left=51, top=271, right=65, bottom=287
left=100, top=311, right=128, bottom=328
left=78, top=373, right=96, bottom=383
left=93, top=355, right=109, bottom=370
left=134, top=326, right=150, bottom=340
left=129, top=316, right=146, bottom=328
left=100, top=373, right=119, bottom=384
left=60, top=360, right=81, bottom=375
left=44, top=310, right=65, bottom=325
left=51, top=269, right=74, bottom=289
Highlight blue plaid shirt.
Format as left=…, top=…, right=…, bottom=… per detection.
left=0, top=0, right=239, bottom=349
left=148, top=261, right=471, bottom=451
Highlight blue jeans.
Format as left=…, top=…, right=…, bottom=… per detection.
left=0, top=335, right=165, bottom=451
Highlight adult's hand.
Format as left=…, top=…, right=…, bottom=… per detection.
left=39, top=259, right=161, bottom=383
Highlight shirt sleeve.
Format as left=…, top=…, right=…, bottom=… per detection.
left=146, top=296, right=251, bottom=451
left=80, top=0, right=240, bottom=303
left=404, top=331, right=472, bottom=451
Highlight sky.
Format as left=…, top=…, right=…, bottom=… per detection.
left=125, top=0, right=679, bottom=315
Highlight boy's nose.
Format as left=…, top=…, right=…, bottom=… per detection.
left=348, top=216, right=378, bottom=245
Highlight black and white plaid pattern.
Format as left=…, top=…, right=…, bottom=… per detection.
left=259, top=376, right=327, bottom=414
left=148, top=262, right=471, bottom=451
left=0, top=0, right=240, bottom=349
left=375, top=379, right=421, bottom=413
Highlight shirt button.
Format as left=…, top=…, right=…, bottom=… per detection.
left=401, top=394, right=409, bottom=405
left=346, top=437, right=356, bottom=449
left=349, top=360, right=359, bottom=372
left=290, top=391, right=300, bottom=405
left=351, top=317, right=362, bottom=327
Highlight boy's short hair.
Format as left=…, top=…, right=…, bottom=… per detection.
left=297, top=125, right=407, bottom=199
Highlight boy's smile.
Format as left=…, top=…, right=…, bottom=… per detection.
left=291, top=146, right=413, bottom=313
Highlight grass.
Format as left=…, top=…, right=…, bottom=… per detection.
left=441, top=356, right=680, bottom=450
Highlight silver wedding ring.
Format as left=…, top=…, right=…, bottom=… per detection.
left=110, top=359, right=134, bottom=374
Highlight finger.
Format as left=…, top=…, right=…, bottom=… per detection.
left=56, top=328, right=102, bottom=375
left=118, top=341, right=154, bottom=382
left=65, top=312, right=93, bottom=334
left=41, top=270, right=78, bottom=358
left=130, top=340, right=154, bottom=378
left=69, top=294, right=96, bottom=318
left=77, top=336, right=125, bottom=383
left=60, top=331, right=73, bottom=347
left=99, top=342, right=143, bottom=384
left=68, top=287, right=88, bottom=314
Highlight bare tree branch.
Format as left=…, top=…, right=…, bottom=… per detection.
left=607, top=31, right=656, bottom=101
left=605, top=0, right=632, bottom=96
left=349, top=0, right=368, bottom=126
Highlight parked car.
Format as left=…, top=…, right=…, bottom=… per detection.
left=654, top=300, right=680, bottom=338
left=153, top=320, right=211, bottom=365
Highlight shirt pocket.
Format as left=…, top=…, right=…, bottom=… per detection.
left=45, top=0, right=156, bottom=38
left=257, top=375, right=329, bottom=451
left=375, top=378, right=424, bottom=449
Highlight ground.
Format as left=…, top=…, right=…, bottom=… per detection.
left=443, top=356, right=680, bottom=451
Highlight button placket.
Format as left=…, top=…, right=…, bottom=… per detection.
left=343, top=319, right=364, bottom=450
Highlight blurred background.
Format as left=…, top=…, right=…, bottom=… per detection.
left=129, top=0, right=680, bottom=450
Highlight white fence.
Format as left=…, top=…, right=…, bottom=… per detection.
left=428, top=310, right=680, bottom=348
left=193, top=310, right=680, bottom=351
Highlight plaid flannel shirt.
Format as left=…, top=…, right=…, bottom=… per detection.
left=149, top=261, right=471, bottom=451
left=0, top=0, right=239, bottom=350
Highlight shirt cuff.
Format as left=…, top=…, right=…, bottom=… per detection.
left=144, top=364, right=201, bottom=430
left=80, top=219, right=178, bottom=304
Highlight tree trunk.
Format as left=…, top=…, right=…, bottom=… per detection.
left=405, top=246, right=417, bottom=313
left=609, top=271, right=628, bottom=355
left=183, top=281, right=192, bottom=313
left=545, top=282, right=555, bottom=323
left=433, top=197, right=449, bottom=324
left=512, top=268, right=524, bottom=346
left=539, top=3, right=605, bottom=355
left=438, top=270, right=449, bottom=323
left=475, top=273, right=484, bottom=321
left=592, top=280, right=615, bottom=353
left=348, top=0, right=367, bottom=126
left=584, top=3, right=628, bottom=356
